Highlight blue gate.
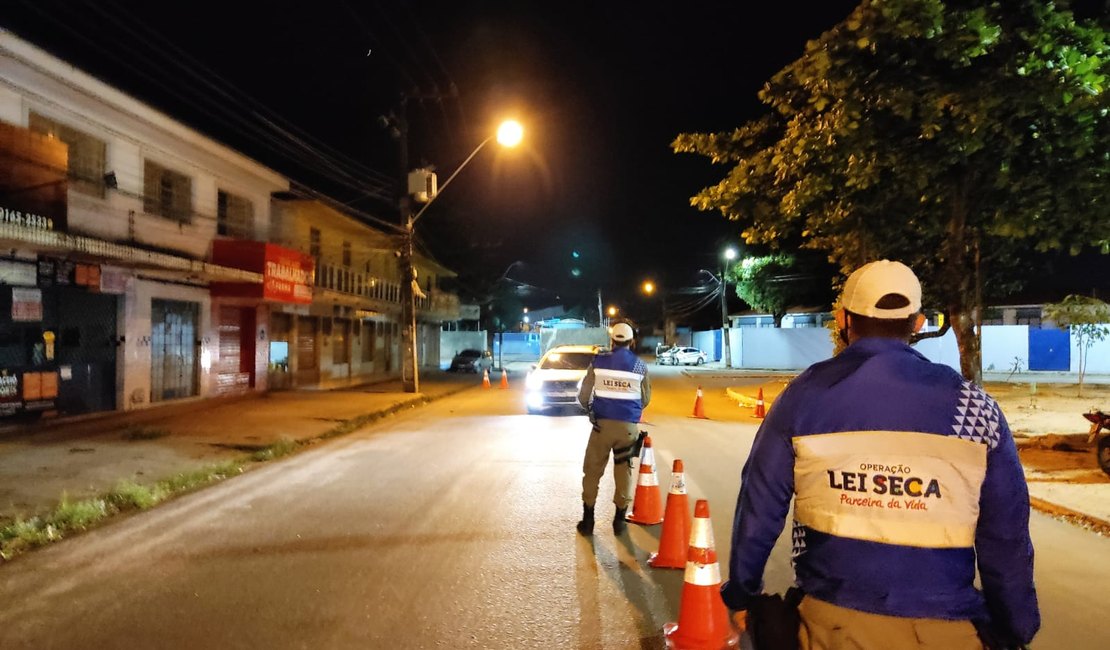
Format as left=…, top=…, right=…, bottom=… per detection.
left=1028, top=328, right=1070, bottom=371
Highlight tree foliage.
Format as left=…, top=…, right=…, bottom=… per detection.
left=674, top=0, right=1109, bottom=382
left=1043, top=295, right=1110, bottom=396
left=727, top=254, right=833, bottom=327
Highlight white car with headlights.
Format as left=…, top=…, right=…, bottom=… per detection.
left=525, top=344, right=602, bottom=414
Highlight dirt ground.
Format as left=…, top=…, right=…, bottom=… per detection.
left=988, top=382, right=1110, bottom=483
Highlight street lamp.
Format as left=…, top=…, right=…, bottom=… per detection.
left=400, top=119, right=524, bottom=392
left=721, top=247, right=738, bottom=368
left=641, top=279, right=667, bottom=345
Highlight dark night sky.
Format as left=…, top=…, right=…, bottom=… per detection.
left=4, top=1, right=863, bottom=320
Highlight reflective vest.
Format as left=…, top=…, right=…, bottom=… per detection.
left=721, top=337, right=1040, bottom=645
left=590, top=348, right=647, bottom=423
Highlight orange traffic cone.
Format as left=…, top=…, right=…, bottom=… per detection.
left=691, top=386, right=708, bottom=419
left=649, top=459, right=692, bottom=569
left=482, top=369, right=491, bottom=389
left=752, top=387, right=765, bottom=419
left=499, top=369, right=509, bottom=389
left=626, top=436, right=664, bottom=525
left=663, top=499, right=739, bottom=650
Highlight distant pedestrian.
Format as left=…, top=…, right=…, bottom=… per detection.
left=576, top=322, right=651, bottom=536
left=722, top=260, right=1039, bottom=649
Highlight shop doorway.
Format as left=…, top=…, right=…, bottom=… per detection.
left=151, top=299, right=198, bottom=402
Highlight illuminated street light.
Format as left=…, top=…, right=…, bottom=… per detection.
left=721, top=247, right=738, bottom=368
left=607, top=306, right=618, bottom=317
left=496, top=120, right=524, bottom=147
left=642, top=280, right=655, bottom=296
left=401, top=119, right=525, bottom=392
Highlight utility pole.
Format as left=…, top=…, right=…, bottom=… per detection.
left=390, top=90, right=457, bottom=393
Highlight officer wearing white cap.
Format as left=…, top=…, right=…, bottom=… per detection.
left=723, top=260, right=1039, bottom=649
left=576, top=320, right=651, bottom=535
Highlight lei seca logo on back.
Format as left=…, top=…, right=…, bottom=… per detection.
left=601, top=378, right=633, bottom=390
left=827, top=463, right=942, bottom=511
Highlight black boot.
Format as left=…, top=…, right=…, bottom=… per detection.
left=613, top=507, right=628, bottom=535
left=576, top=503, right=595, bottom=536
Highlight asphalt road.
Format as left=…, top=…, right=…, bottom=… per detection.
left=0, top=364, right=1106, bottom=648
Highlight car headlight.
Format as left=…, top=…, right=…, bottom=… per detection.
left=526, top=392, right=545, bottom=408
left=525, top=373, right=542, bottom=390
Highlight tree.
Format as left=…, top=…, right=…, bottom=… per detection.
left=674, top=0, right=1109, bottom=383
left=727, top=254, right=834, bottom=327
left=1043, top=295, right=1110, bottom=397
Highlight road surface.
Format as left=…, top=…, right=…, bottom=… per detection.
left=0, top=364, right=1104, bottom=648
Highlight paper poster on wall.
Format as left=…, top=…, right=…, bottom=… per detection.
left=0, top=260, right=37, bottom=286
left=11, top=287, right=43, bottom=321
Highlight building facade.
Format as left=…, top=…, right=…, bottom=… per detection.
left=0, top=31, right=459, bottom=419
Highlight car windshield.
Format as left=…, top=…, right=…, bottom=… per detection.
left=539, top=352, right=595, bottom=370
left=457, top=350, right=481, bottom=358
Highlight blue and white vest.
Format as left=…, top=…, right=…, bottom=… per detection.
left=590, top=348, right=647, bottom=423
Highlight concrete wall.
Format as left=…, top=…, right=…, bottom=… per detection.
left=721, top=322, right=1110, bottom=376
left=981, top=325, right=1029, bottom=373
left=1071, top=327, right=1110, bottom=374
left=737, top=327, right=834, bottom=371
left=440, top=330, right=488, bottom=368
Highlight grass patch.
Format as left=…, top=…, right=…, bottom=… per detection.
left=251, top=437, right=299, bottom=462
left=121, top=426, right=172, bottom=441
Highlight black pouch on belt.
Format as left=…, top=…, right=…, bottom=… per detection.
left=748, top=587, right=803, bottom=650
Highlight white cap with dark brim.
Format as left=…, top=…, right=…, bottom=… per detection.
left=609, top=322, right=634, bottom=342
left=841, top=260, right=922, bottom=319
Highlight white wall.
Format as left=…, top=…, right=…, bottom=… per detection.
left=1072, top=326, right=1110, bottom=374
left=981, top=325, right=1029, bottom=373
left=440, top=331, right=487, bottom=367
left=739, top=328, right=834, bottom=370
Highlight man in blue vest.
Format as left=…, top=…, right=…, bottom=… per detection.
left=722, top=260, right=1039, bottom=649
left=576, top=321, right=651, bottom=536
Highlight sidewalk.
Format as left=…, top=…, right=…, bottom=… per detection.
left=0, top=372, right=479, bottom=529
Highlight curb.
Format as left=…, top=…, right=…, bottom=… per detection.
left=1029, top=496, right=1110, bottom=536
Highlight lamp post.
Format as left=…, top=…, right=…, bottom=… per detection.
left=398, top=119, right=524, bottom=392
left=721, top=247, right=738, bottom=368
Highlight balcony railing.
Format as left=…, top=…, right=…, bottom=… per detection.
left=315, top=263, right=460, bottom=319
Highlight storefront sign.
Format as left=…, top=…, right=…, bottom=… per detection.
left=11, top=287, right=43, bottom=321
left=210, top=240, right=314, bottom=305
left=99, top=265, right=129, bottom=294
left=0, top=260, right=37, bottom=286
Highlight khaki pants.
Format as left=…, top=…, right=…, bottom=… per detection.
left=798, top=596, right=984, bottom=650
left=581, top=419, right=638, bottom=509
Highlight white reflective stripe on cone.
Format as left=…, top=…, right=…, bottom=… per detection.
left=684, top=561, right=722, bottom=586
left=689, top=516, right=714, bottom=549
left=670, top=472, right=687, bottom=495
left=642, top=446, right=655, bottom=468
left=638, top=470, right=659, bottom=487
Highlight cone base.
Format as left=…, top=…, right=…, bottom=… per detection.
left=626, top=515, right=665, bottom=525
left=663, top=621, right=740, bottom=650
left=647, top=551, right=685, bottom=569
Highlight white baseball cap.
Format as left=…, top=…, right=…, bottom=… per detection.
left=609, top=322, right=634, bottom=342
left=841, top=260, right=922, bottom=319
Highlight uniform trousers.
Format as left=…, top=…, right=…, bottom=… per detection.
left=580, top=418, right=638, bottom=509
left=797, top=595, right=984, bottom=650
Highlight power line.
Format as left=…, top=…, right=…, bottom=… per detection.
left=16, top=0, right=395, bottom=204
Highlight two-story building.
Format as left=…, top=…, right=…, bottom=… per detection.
left=0, top=31, right=460, bottom=418
left=262, top=194, right=457, bottom=389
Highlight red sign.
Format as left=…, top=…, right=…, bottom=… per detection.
left=210, top=240, right=314, bottom=304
